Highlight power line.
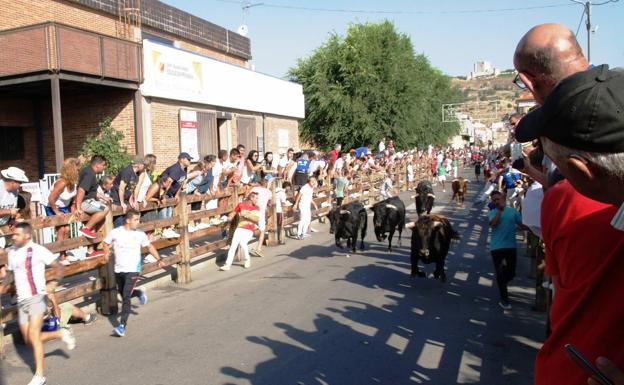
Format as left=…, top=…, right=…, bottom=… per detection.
left=215, top=0, right=577, bottom=15
left=574, top=7, right=587, bottom=36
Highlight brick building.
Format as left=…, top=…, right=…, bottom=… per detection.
left=0, top=0, right=303, bottom=179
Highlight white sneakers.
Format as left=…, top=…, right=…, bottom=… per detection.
left=195, top=222, right=210, bottom=230
left=219, top=261, right=251, bottom=270
left=162, top=228, right=180, bottom=239
left=219, top=265, right=231, bottom=271
left=243, top=260, right=251, bottom=269
left=27, top=374, right=46, bottom=385
left=61, top=327, right=76, bottom=350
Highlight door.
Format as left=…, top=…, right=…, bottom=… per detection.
left=197, top=111, right=218, bottom=157
left=236, top=116, right=257, bottom=152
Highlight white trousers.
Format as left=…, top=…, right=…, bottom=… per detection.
left=225, top=228, right=253, bottom=266
left=298, top=205, right=312, bottom=236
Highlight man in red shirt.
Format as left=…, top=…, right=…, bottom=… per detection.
left=537, top=179, right=624, bottom=385
left=220, top=192, right=259, bottom=271
left=329, top=144, right=341, bottom=164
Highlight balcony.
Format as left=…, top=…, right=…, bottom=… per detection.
left=0, top=22, right=141, bottom=83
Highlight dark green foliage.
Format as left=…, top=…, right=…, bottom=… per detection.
left=80, top=116, right=132, bottom=176
left=289, top=21, right=461, bottom=150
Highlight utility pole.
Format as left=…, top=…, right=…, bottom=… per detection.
left=585, top=0, right=592, bottom=62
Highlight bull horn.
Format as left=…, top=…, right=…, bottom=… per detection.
left=339, top=210, right=350, bottom=214
left=364, top=204, right=372, bottom=209
left=433, top=220, right=444, bottom=228
left=385, top=204, right=398, bottom=210
left=427, top=193, right=436, bottom=198
left=406, top=221, right=416, bottom=229
left=410, top=195, right=416, bottom=199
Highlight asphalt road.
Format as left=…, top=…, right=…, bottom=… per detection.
left=2, top=169, right=546, bottom=385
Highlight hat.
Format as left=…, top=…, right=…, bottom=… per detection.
left=514, top=64, right=624, bottom=153
left=178, top=152, right=194, bottom=161
left=1, top=167, right=28, bottom=183
left=131, top=155, right=145, bottom=165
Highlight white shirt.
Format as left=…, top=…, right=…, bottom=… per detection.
left=104, top=227, right=150, bottom=273
left=275, top=188, right=287, bottom=214
left=334, top=158, right=345, bottom=171
left=382, top=177, right=393, bottom=198
left=250, top=186, right=272, bottom=212
left=0, top=180, right=18, bottom=226
left=378, top=141, right=386, bottom=153
left=521, top=182, right=544, bottom=237
left=8, top=241, right=56, bottom=301
left=298, top=183, right=314, bottom=208
left=278, top=156, right=290, bottom=169
left=212, top=160, right=224, bottom=190
left=136, top=173, right=151, bottom=202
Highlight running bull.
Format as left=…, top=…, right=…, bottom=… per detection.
left=328, top=202, right=367, bottom=253
left=451, top=177, right=468, bottom=205
left=414, top=180, right=435, bottom=215
left=408, top=214, right=460, bottom=282
left=371, top=196, right=406, bottom=252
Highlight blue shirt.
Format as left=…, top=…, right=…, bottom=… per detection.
left=488, top=207, right=522, bottom=250
left=295, top=159, right=311, bottom=173
left=355, top=146, right=368, bottom=159
left=502, top=169, right=521, bottom=189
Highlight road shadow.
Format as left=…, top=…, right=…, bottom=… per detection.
left=220, top=172, right=546, bottom=385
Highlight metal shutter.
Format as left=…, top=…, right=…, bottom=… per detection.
left=197, top=111, right=218, bottom=157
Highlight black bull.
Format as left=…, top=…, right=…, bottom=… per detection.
left=328, top=202, right=368, bottom=252
left=415, top=180, right=435, bottom=215
left=409, top=215, right=460, bottom=282
left=371, top=197, right=406, bottom=252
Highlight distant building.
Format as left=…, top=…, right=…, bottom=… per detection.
left=516, top=91, right=537, bottom=114
left=467, top=60, right=500, bottom=80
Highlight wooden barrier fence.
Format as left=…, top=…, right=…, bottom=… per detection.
left=0, top=158, right=432, bottom=357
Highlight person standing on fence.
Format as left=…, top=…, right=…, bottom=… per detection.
left=248, top=175, right=273, bottom=257
left=45, top=158, right=80, bottom=264
left=487, top=190, right=522, bottom=310
left=75, top=155, right=109, bottom=258
left=294, top=177, right=318, bottom=240
left=220, top=192, right=260, bottom=271
left=103, top=210, right=165, bottom=337
left=1, top=222, right=76, bottom=385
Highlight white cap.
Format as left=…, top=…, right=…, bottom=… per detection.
left=1, top=167, right=28, bottom=183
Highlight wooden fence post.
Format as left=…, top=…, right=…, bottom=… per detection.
left=98, top=208, right=117, bottom=315
left=326, top=174, right=332, bottom=207
left=176, top=192, right=191, bottom=284
left=267, top=179, right=278, bottom=246
left=0, top=294, right=4, bottom=359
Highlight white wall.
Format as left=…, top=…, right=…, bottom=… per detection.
left=141, top=40, right=305, bottom=119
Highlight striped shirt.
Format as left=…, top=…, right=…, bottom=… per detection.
left=8, top=241, right=56, bottom=302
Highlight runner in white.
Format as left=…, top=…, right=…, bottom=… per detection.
left=1, top=222, right=75, bottom=385
left=293, top=177, right=318, bottom=240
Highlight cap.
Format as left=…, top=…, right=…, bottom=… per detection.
left=514, top=64, right=624, bottom=153
left=178, top=152, right=194, bottom=161
left=131, top=155, right=145, bottom=165
left=1, top=167, right=28, bottom=183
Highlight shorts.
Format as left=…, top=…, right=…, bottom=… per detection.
left=18, top=294, right=48, bottom=325
left=81, top=199, right=107, bottom=214
left=45, top=206, right=71, bottom=216
left=437, top=175, right=447, bottom=182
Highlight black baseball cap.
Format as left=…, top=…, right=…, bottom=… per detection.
left=514, top=64, right=624, bottom=153
left=178, top=152, right=194, bottom=161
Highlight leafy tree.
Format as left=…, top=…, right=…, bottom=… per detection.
left=80, top=116, right=131, bottom=176
left=289, top=21, right=461, bottom=150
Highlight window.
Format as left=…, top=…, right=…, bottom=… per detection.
left=0, top=127, right=25, bottom=160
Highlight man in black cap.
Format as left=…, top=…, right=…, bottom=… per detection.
left=514, top=24, right=624, bottom=385
left=158, top=152, right=193, bottom=221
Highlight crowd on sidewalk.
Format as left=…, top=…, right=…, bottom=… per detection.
left=465, top=23, right=624, bottom=385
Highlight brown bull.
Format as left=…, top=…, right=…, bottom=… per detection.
left=451, top=177, right=468, bottom=205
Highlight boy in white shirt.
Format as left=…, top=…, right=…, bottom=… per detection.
left=103, top=210, right=164, bottom=337
left=1, top=222, right=75, bottom=385
left=294, top=177, right=319, bottom=240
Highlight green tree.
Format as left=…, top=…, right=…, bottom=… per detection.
left=289, top=21, right=460, bottom=150
left=80, top=116, right=131, bottom=176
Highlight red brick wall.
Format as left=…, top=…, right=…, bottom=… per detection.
left=0, top=89, right=135, bottom=181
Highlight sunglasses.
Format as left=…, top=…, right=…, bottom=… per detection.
left=513, top=73, right=527, bottom=90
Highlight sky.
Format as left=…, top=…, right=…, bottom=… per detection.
left=162, top=0, right=624, bottom=79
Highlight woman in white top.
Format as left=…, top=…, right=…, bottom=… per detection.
left=45, top=158, right=80, bottom=263
left=242, top=150, right=263, bottom=185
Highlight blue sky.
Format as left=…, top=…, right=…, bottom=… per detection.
left=163, top=0, right=624, bottom=78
